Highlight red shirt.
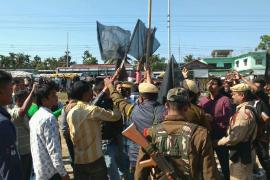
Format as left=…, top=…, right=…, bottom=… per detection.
left=198, top=94, right=233, bottom=140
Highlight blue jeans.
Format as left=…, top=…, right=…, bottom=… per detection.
left=102, top=135, right=131, bottom=180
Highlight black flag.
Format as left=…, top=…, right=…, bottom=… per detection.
left=97, top=21, right=131, bottom=61
left=157, top=55, right=184, bottom=104
left=128, top=19, right=160, bottom=61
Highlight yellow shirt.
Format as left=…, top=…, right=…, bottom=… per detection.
left=67, top=101, right=121, bottom=164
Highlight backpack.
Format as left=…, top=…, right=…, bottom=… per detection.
left=149, top=121, right=198, bottom=179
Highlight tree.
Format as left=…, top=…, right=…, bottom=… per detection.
left=82, top=50, right=98, bottom=64
left=183, top=54, right=194, bottom=63
left=0, top=55, right=10, bottom=68
left=45, top=57, right=59, bottom=70
left=148, top=54, right=167, bottom=71
left=9, top=53, right=16, bottom=68
left=58, top=51, right=75, bottom=67
left=256, top=35, right=270, bottom=52
left=31, top=55, right=46, bottom=70
left=15, top=53, right=31, bottom=68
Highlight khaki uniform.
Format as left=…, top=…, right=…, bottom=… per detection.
left=218, top=102, right=257, bottom=180
left=185, top=104, right=211, bottom=131
left=135, top=115, right=221, bottom=180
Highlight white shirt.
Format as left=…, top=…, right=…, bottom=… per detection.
left=30, top=107, right=67, bottom=180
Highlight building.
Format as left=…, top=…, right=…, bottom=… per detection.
left=180, top=60, right=215, bottom=91
left=234, top=51, right=267, bottom=78
left=203, top=50, right=236, bottom=77
left=203, top=50, right=267, bottom=78
left=56, top=63, right=134, bottom=76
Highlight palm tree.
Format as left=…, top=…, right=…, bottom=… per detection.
left=183, top=54, right=194, bottom=63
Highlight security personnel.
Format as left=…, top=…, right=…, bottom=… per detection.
left=104, top=79, right=165, bottom=178
left=217, top=83, right=257, bottom=180
left=135, top=87, right=220, bottom=180
left=183, top=79, right=212, bottom=131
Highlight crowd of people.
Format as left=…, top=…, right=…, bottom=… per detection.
left=1, top=64, right=270, bottom=180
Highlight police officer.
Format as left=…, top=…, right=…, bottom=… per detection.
left=217, top=83, right=257, bottom=180
left=104, top=79, right=165, bottom=178
left=135, top=87, right=220, bottom=180
left=182, top=79, right=212, bottom=131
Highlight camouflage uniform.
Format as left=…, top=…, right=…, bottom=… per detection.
left=218, top=102, right=257, bottom=180
left=135, top=115, right=221, bottom=180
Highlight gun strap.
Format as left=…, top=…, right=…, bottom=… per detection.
left=144, top=144, right=156, bottom=155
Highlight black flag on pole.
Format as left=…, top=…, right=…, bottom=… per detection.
left=157, top=55, right=184, bottom=104
left=128, top=19, right=160, bottom=61
left=97, top=21, right=131, bottom=61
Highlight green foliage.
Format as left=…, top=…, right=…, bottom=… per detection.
left=183, top=54, right=194, bottom=63
left=148, top=54, right=167, bottom=71
left=256, top=35, right=270, bottom=52
left=82, top=50, right=98, bottom=64
left=0, top=51, right=76, bottom=70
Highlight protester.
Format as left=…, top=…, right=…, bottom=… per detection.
left=135, top=87, right=220, bottom=179
left=217, top=83, right=257, bottom=180
left=58, top=88, right=76, bottom=165
left=199, top=77, right=233, bottom=180
left=29, top=81, right=69, bottom=180
left=8, top=83, right=37, bottom=180
left=0, top=70, right=23, bottom=180
left=93, top=81, right=130, bottom=180
left=66, top=81, right=121, bottom=180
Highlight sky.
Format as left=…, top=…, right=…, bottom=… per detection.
left=0, top=0, right=270, bottom=64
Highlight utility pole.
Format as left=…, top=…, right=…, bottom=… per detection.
left=66, top=32, right=69, bottom=67
left=145, top=0, right=152, bottom=66
left=168, top=0, right=171, bottom=61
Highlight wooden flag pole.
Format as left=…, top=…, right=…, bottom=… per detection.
left=145, top=0, right=152, bottom=66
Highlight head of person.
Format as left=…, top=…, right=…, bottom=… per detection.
left=231, top=83, right=256, bottom=105
left=114, top=81, right=123, bottom=93
left=166, top=87, right=190, bottom=115
left=254, top=78, right=266, bottom=90
left=207, top=77, right=223, bottom=95
left=70, top=80, right=93, bottom=102
left=93, top=81, right=111, bottom=99
left=223, top=81, right=232, bottom=93
left=121, top=82, right=133, bottom=98
left=12, top=78, right=25, bottom=94
left=182, top=79, right=200, bottom=104
left=0, top=70, right=13, bottom=106
left=36, top=81, right=58, bottom=109
left=138, top=83, right=159, bottom=102
left=14, top=90, right=29, bottom=107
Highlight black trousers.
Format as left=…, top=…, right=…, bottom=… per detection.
left=214, top=146, right=230, bottom=180
left=74, top=156, right=108, bottom=180
left=20, top=153, right=32, bottom=180
left=49, top=173, right=62, bottom=180
left=255, top=141, right=270, bottom=180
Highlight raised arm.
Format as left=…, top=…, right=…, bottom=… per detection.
left=104, top=78, right=134, bottom=118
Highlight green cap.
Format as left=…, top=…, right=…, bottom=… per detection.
left=167, top=87, right=189, bottom=103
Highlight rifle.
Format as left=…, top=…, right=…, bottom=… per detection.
left=122, top=123, right=180, bottom=180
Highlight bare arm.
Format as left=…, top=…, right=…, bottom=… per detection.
left=18, top=83, right=37, bottom=117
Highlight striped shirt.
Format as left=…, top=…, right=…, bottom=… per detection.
left=8, top=105, right=31, bottom=155
left=67, top=101, right=121, bottom=164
